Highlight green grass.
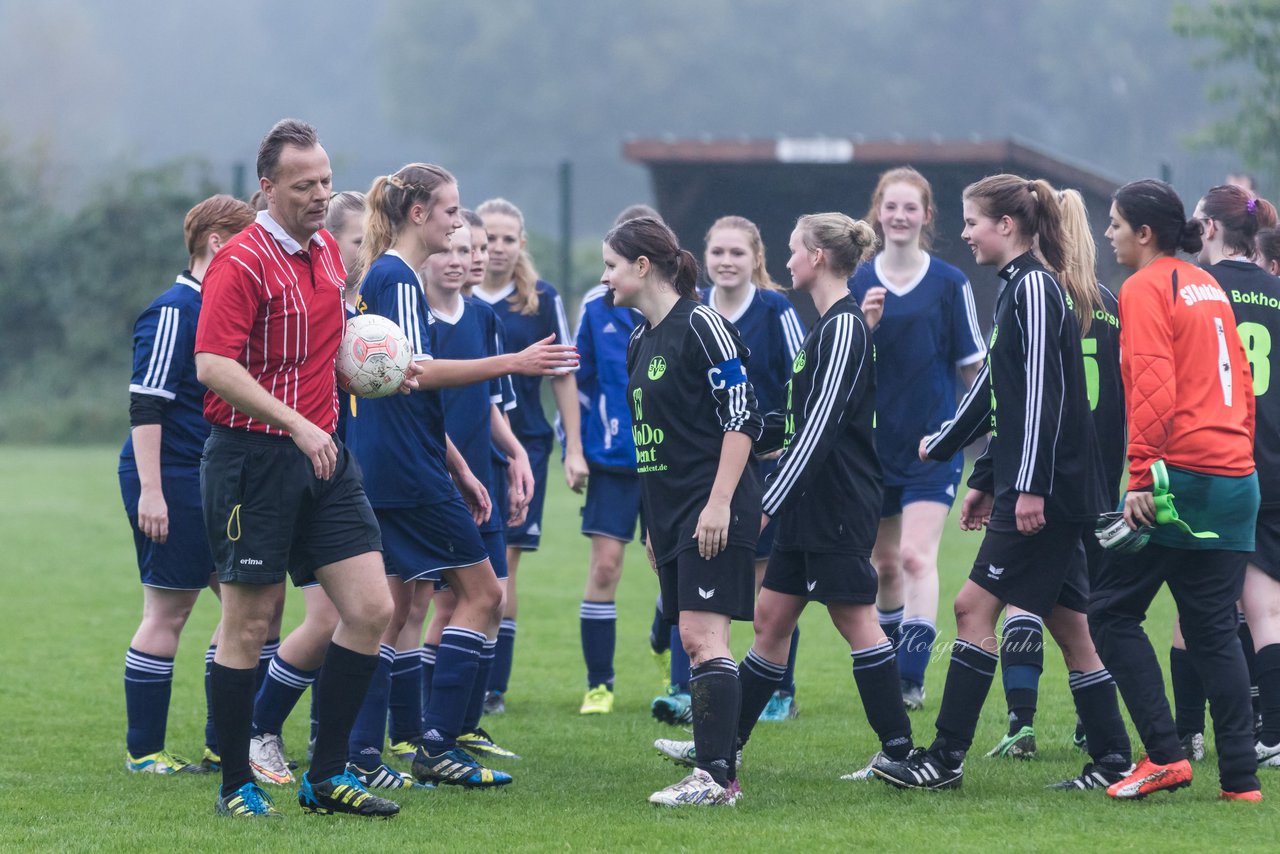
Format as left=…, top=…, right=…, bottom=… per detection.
left=0, top=445, right=1275, bottom=852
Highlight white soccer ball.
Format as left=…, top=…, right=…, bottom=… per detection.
left=336, top=314, right=413, bottom=399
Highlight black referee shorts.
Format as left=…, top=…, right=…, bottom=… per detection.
left=1248, top=506, right=1280, bottom=581
left=968, top=520, right=1089, bottom=618
left=201, top=426, right=382, bottom=587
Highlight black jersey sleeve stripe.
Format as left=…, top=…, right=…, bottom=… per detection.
left=924, top=359, right=991, bottom=459
left=690, top=304, right=740, bottom=365
left=780, top=306, right=804, bottom=362
left=763, top=313, right=860, bottom=515
left=1016, top=271, right=1046, bottom=491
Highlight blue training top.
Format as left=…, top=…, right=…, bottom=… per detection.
left=120, top=272, right=211, bottom=472
left=345, top=251, right=455, bottom=508
left=575, top=284, right=643, bottom=472
left=848, top=253, right=986, bottom=487
left=471, top=279, right=574, bottom=442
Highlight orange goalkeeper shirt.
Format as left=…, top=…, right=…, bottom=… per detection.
left=1119, top=256, right=1254, bottom=490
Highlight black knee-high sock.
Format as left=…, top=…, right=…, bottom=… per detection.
left=1256, top=643, right=1280, bottom=746
left=931, top=639, right=998, bottom=767
left=851, top=639, right=912, bottom=759
left=1068, top=669, right=1131, bottom=769
left=308, top=642, right=379, bottom=783
left=689, top=657, right=740, bottom=787
left=1239, top=618, right=1260, bottom=718
left=209, top=663, right=256, bottom=798
left=1170, top=646, right=1206, bottom=737
left=735, top=650, right=786, bottom=751
left=1000, top=614, right=1043, bottom=735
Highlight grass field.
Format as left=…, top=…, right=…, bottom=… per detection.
left=1, top=445, right=1276, bottom=852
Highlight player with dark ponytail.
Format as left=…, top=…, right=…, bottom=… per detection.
left=603, top=217, right=763, bottom=806
left=877, top=175, right=1130, bottom=792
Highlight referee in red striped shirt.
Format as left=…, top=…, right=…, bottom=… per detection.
left=195, top=119, right=417, bottom=819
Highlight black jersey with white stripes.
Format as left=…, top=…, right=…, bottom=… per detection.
left=925, top=253, right=1105, bottom=529
left=626, top=299, right=763, bottom=563
left=1216, top=259, right=1280, bottom=506
left=758, top=294, right=880, bottom=554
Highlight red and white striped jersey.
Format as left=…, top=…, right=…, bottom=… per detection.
left=195, top=211, right=347, bottom=435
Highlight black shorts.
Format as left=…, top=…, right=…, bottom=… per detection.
left=657, top=546, right=755, bottom=622
left=1249, top=507, right=1280, bottom=581
left=763, top=548, right=878, bottom=605
left=201, top=427, right=381, bottom=587
left=968, top=521, right=1089, bottom=617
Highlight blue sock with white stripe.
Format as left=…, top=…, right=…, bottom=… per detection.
left=251, top=654, right=318, bottom=736
left=420, top=643, right=438, bottom=728
left=490, top=619, right=516, bottom=694
left=669, top=626, right=692, bottom=692
left=387, top=649, right=424, bottom=744
left=347, top=644, right=395, bottom=767
left=898, top=618, right=937, bottom=688
left=580, top=600, right=617, bottom=688
left=422, top=627, right=485, bottom=753
left=852, top=640, right=913, bottom=759
left=649, top=596, right=673, bottom=653
left=462, top=638, right=497, bottom=733
left=999, top=613, right=1043, bottom=735
left=256, top=637, right=279, bottom=693
left=878, top=607, right=904, bottom=647
left=1069, top=669, right=1131, bottom=769
left=932, top=639, right=999, bottom=765
left=125, top=648, right=174, bottom=757
left=203, top=644, right=218, bottom=753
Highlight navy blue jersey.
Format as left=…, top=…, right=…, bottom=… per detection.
left=849, top=254, right=986, bottom=487
left=120, top=272, right=211, bottom=471
left=336, top=301, right=358, bottom=442
left=431, top=297, right=506, bottom=531
left=472, top=279, right=573, bottom=441
left=758, top=295, right=880, bottom=554
left=576, top=284, right=642, bottom=471
left=626, top=300, right=764, bottom=563
left=700, top=286, right=804, bottom=417
left=1216, top=259, right=1280, bottom=507
left=346, top=252, right=453, bottom=508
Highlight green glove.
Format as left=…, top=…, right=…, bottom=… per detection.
left=1150, top=460, right=1219, bottom=540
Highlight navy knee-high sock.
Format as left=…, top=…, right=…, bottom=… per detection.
left=649, top=596, right=673, bottom=654
left=878, top=606, right=904, bottom=648
left=387, top=648, right=424, bottom=745
left=690, top=657, right=740, bottom=787
left=898, top=619, right=938, bottom=689
left=1170, top=645, right=1206, bottom=737
left=462, top=638, right=497, bottom=733
left=1069, top=668, right=1131, bottom=769
left=852, top=639, right=913, bottom=759
left=255, top=637, right=279, bottom=693
left=204, top=644, right=218, bottom=753
left=932, top=639, right=999, bottom=767
left=1000, top=613, right=1043, bottom=735
left=309, top=642, right=379, bottom=784
left=346, top=644, right=395, bottom=767
left=420, top=643, right=438, bottom=728
left=421, top=627, right=485, bottom=754
left=124, top=649, right=174, bottom=757
left=490, top=619, right=516, bottom=695
left=669, top=626, right=692, bottom=692
left=580, top=601, right=617, bottom=689
left=252, top=653, right=318, bottom=736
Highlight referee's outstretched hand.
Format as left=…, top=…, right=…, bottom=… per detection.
left=512, top=334, right=579, bottom=376
left=293, top=419, right=338, bottom=480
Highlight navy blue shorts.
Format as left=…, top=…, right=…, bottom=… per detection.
left=378, top=496, right=489, bottom=582
left=763, top=548, right=878, bottom=605
left=581, top=467, right=642, bottom=542
left=484, top=529, right=508, bottom=579
left=881, top=477, right=961, bottom=517
left=120, top=466, right=214, bottom=590
left=201, top=428, right=381, bottom=587
left=507, top=434, right=551, bottom=551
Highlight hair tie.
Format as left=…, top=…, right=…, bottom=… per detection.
left=1026, top=181, right=1036, bottom=193
left=1248, top=198, right=1258, bottom=216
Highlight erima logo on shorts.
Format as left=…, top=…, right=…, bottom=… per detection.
left=239, top=558, right=263, bottom=566
left=806, top=580, right=817, bottom=592
left=987, top=564, right=1004, bottom=580
left=698, top=587, right=715, bottom=599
